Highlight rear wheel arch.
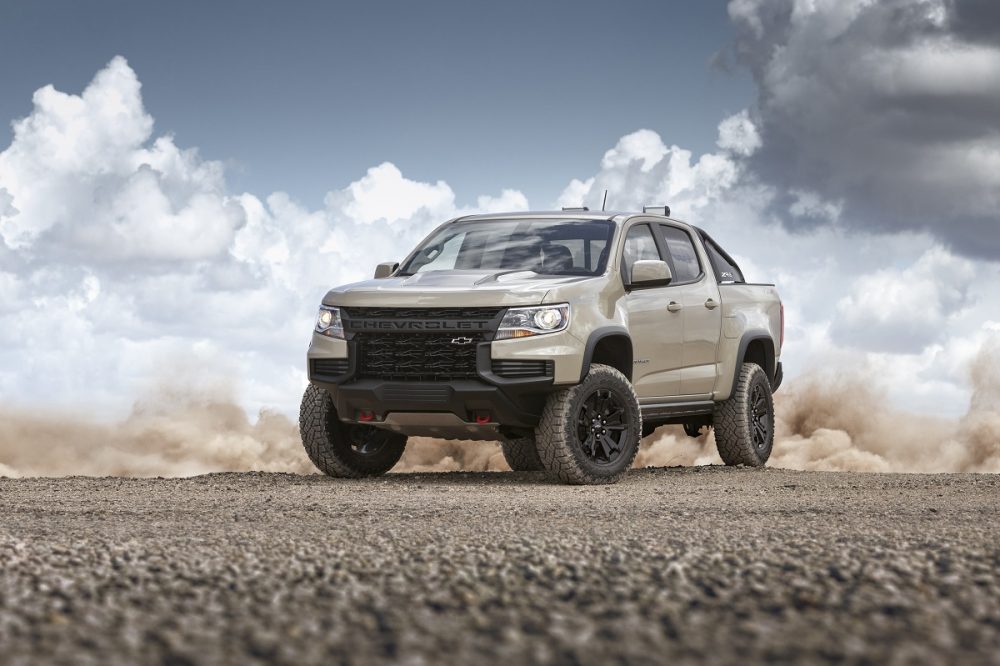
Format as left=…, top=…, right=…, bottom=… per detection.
left=728, top=332, right=775, bottom=392
left=580, top=328, right=633, bottom=382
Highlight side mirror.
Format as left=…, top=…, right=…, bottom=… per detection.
left=374, top=262, right=399, bottom=279
left=628, top=260, right=672, bottom=288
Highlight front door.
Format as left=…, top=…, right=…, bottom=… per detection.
left=657, top=224, right=722, bottom=396
left=622, top=223, right=684, bottom=398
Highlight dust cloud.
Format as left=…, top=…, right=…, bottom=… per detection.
left=398, top=438, right=508, bottom=473
left=0, top=386, right=510, bottom=478
left=639, top=338, right=1000, bottom=474
left=1, top=342, right=998, bottom=478
left=0, top=392, right=313, bottom=479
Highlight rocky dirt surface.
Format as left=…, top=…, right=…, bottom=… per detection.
left=1, top=467, right=999, bottom=665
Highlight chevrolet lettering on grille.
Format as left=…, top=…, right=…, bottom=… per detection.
left=348, top=319, right=491, bottom=332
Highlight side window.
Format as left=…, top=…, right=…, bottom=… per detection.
left=703, top=238, right=745, bottom=283
left=622, top=224, right=662, bottom=281
left=659, top=225, right=701, bottom=282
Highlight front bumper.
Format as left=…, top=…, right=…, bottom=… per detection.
left=307, top=332, right=563, bottom=431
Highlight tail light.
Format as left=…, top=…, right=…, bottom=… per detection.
left=779, top=302, right=785, bottom=349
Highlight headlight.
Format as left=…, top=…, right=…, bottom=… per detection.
left=496, top=304, right=570, bottom=340
left=315, top=306, right=344, bottom=339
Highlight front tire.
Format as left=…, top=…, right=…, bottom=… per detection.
left=535, top=364, right=642, bottom=484
left=713, top=363, right=774, bottom=466
left=299, top=385, right=406, bottom=478
left=500, top=436, right=544, bottom=471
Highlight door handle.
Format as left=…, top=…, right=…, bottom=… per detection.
left=667, top=301, right=682, bottom=312
left=704, top=298, right=719, bottom=310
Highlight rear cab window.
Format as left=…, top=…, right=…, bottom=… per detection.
left=658, top=224, right=702, bottom=283
left=701, top=236, right=745, bottom=283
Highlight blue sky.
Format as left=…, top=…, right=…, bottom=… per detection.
left=0, top=0, right=751, bottom=208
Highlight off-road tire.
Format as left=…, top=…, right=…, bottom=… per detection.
left=535, top=363, right=642, bottom=485
left=713, top=362, right=774, bottom=467
left=299, top=385, right=406, bottom=477
left=500, top=436, right=544, bottom=471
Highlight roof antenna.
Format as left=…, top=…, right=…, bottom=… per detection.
left=601, top=189, right=608, bottom=212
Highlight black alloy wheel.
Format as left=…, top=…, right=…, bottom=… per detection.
left=749, top=383, right=772, bottom=453
left=576, top=388, right=629, bottom=466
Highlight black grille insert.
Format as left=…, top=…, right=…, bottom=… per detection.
left=311, top=358, right=349, bottom=378
left=491, top=359, right=554, bottom=379
left=356, top=333, right=483, bottom=381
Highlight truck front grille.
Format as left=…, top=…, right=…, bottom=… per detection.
left=356, top=332, right=483, bottom=381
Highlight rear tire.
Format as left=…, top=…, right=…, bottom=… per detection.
left=299, top=385, right=406, bottom=477
left=713, top=363, right=774, bottom=467
left=500, top=436, right=544, bottom=472
left=535, top=364, right=642, bottom=484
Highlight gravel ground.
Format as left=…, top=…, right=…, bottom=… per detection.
left=1, top=467, right=999, bottom=665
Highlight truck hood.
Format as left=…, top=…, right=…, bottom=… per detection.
left=322, top=270, right=594, bottom=307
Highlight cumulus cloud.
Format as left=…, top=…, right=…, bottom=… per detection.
left=336, top=162, right=454, bottom=225
left=0, top=57, right=243, bottom=261
left=831, top=248, right=976, bottom=353
left=726, top=0, right=1000, bottom=258
left=716, top=109, right=762, bottom=157
left=0, top=57, right=528, bottom=417
left=556, top=115, right=751, bottom=212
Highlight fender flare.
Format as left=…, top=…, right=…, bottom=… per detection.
left=727, top=331, right=776, bottom=396
left=579, top=326, right=633, bottom=382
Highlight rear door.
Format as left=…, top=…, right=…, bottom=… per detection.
left=621, top=223, right=684, bottom=397
left=656, top=224, right=722, bottom=397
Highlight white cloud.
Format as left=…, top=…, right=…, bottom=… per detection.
left=337, top=162, right=455, bottom=225
left=0, top=56, right=243, bottom=262
left=555, top=119, right=748, bottom=213
left=467, top=189, right=530, bottom=215
left=831, top=248, right=976, bottom=353
left=600, top=129, right=668, bottom=173
left=716, top=110, right=762, bottom=157
left=556, top=177, right=595, bottom=210
left=0, top=57, right=529, bottom=417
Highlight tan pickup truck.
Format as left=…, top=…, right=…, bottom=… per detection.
left=301, top=208, right=783, bottom=484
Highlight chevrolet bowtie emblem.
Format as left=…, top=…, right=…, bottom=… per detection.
left=450, top=337, right=475, bottom=345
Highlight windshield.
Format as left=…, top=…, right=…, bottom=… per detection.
left=398, top=219, right=615, bottom=277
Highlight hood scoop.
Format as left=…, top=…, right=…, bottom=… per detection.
left=474, top=270, right=539, bottom=285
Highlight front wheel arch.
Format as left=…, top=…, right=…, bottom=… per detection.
left=579, top=328, right=632, bottom=382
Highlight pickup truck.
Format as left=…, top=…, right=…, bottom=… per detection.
left=300, top=208, right=783, bottom=484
